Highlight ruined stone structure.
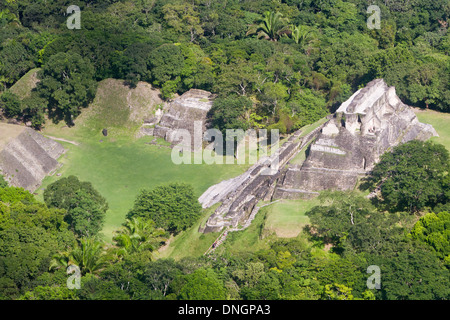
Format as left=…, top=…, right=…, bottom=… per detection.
left=273, top=79, right=438, bottom=198
left=151, top=89, right=215, bottom=150
left=199, top=79, right=438, bottom=233
left=0, top=124, right=65, bottom=191
left=199, top=125, right=325, bottom=233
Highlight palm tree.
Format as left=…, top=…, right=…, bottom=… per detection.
left=246, top=11, right=290, bottom=41
left=50, top=238, right=108, bottom=275
left=289, top=25, right=318, bottom=54
left=113, top=217, right=167, bottom=258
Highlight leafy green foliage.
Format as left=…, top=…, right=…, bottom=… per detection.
left=0, top=199, right=75, bottom=299
left=149, top=44, right=184, bottom=86
left=19, top=285, right=79, bottom=300
left=246, top=11, right=290, bottom=41
left=366, top=247, right=450, bottom=300
left=208, top=95, right=253, bottom=133
left=111, top=43, right=154, bottom=87
left=1, top=0, right=450, bottom=302
left=44, top=176, right=108, bottom=238
left=0, top=175, right=7, bottom=188
left=37, top=52, right=97, bottom=126
left=0, top=40, right=35, bottom=86
left=178, top=268, right=227, bottom=300
left=306, top=191, right=409, bottom=255
left=20, top=92, right=46, bottom=129
left=127, top=183, right=202, bottom=235
left=363, top=140, right=450, bottom=213
left=0, top=186, right=35, bottom=204
left=0, top=91, right=21, bottom=118
left=287, top=88, right=328, bottom=129
left=113, top=217, right=168, bottom=258
left=410, top=211, right=450, bottom=264
left=51, top=238, right=108, bottom=276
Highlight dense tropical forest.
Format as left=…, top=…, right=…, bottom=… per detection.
left=1, top=0, right=449, bottom=130
left=0, top=0, right=449, bottom=301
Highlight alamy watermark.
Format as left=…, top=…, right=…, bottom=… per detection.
left=366, top=265, right=381, bottom=290
left=67, top=265, right=81, bottom=290
left=367, top=5, right=381, bottom=30
left=170, top=121, right=280, bottom=175
left=67, top=5, right=81, bottom=30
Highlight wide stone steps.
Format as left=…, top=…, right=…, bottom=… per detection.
left=0, top=129, right=64, bottom=191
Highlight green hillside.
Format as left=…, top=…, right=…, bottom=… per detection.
left=8, top=68, right=40, bottom=99
left=415, top=109, right=450, bottom=152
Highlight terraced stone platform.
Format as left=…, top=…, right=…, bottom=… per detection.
left=0, top=124, right=65, bottom=191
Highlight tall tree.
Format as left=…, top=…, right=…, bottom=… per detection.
left=127, top=183, right=202, bottom=235
left=178, top=268, right=227, bottom=300
left=363, top=140, right=450, bottom=213
left=44, top=176, right=108, bottom=238
left=37, top=52, right=97, bottom=126
left=288, top=24, right=317, bottom=53
left=162, top=2, right=204, bottom=42
left=0, top=198, right=74, bottom=299
left=51, top=238, right=108, bottom=276
left=410, top=211, right=450, bottom=265
left=0, top=91, right=21, bottom=118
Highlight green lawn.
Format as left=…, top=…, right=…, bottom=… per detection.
left=262, top=199, right=320, bottom=238
left=217, top=206, right=274, bottom=255
left=414, top=108, right=450, bottom=152
left=36, top=135, right=248, bottom=242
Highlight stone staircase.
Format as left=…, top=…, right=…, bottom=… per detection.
left=0, top=128, right=65, bottom=191
left=204, top=200, right=281, bottom=255
left=201, top=122, right=327, bottom=234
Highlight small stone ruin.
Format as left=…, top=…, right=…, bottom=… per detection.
left=151, top=89, right=215, bottom=150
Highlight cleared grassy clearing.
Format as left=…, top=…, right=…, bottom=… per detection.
left=262, top=199, right=320, bottom=238
left=414, top=108, right=450, bottom=152
left=36, top=79, right=249, bottom=242
left=36, top=135, right=248, bottom=242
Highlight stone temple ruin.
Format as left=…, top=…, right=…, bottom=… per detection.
left=0, top=124, right=65, bottom=192
left=199, top=79, right=438, bottom=233
left=150, top=89, right=215, bottom=150
left=273, top=78, right=438, bottom=198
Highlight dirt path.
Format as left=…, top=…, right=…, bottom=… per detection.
left=44, top=135, right=80, bottom=146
